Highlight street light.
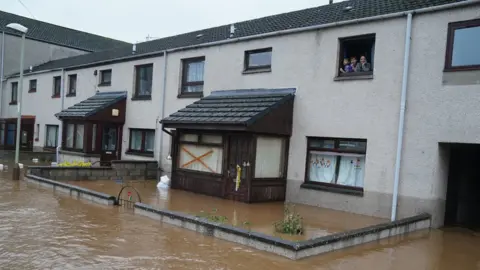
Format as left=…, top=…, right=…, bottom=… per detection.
left=7, top=23, right=28, bottom=180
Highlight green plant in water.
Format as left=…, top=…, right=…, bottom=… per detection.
left=274, top=203, right=304, bottom=235
left=196, top=208, right=228, bottom=224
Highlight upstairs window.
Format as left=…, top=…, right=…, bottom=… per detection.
left=244, top=48, right=272, bottom=72
left=134, top=64, right=153, bottom=99
left=445, top=19, right=480, bottom=71
left=52, top=76, right=61, bottom=98
left=67, top=74, right=77, bottom=96
left=10, top=82, right=18, bottom=104
left=28, top=79, right=37, bottom=93
left=99, top=69, right=112, bottom=86
left=337, top=34, right=375, bottom=78
left=180, top=57, right=205, bottom=97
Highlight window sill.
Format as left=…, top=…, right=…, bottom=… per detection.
left=51, top=95, right=60, bottom=99
left=334, top=74, right=373, bottom=81
left=242, top=68, right=271, bottom=75
left=300, top=182, right=364, bottom=197
left=177, top=92, right=203, bottom=99
left=66, top=93, right=76, bottom=97
left=9, top=102, right=17, bottom=105
left=28, top=90, right=36, bottom=93
left=98, top=82, right=111, bottom=87
left=131, top=96, right=152, bottom=101
left=125, top=150, right=154, bottom=157
left=43, top=147, right=57, bottom=152
left=443, top=66, right=480, bottom=72
left=59, top=149, right=100, bottom=157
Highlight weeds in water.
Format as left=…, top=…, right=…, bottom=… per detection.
left=274, top=203, right=304, bottom=235
left=196, top=208, right=228, bottom=224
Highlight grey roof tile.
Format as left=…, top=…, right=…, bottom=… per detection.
left=55, top=91, right=127, bottom=119
left=161, top=88, right=296, bottom=126
left=0, top=10, right=130, bottom=52
left=16, top=0, right=467, bottom=75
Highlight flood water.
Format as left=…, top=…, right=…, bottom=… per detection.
left=66, top=180, right=386, bottom=241
left=0, top=164, right=478, bottom=269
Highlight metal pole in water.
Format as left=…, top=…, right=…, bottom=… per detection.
left=13, top=32, right=26, bottom=180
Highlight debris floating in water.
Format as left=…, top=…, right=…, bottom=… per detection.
left=32, top=158, right=39, bottom=163
left=157, top=175, right=170, bottom=189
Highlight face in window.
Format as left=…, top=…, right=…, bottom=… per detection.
left=360, top=56, right=367, bottom=64
left=350, top=57, right=358, bottom=66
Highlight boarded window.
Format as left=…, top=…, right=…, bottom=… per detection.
left=178, top=144, right=223, bottom=174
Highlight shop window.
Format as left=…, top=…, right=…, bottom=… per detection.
left=179, top=56, right=205, bottom=97
left=65, top=123, right=84, bottom=150
left=303, top=137, right=366, bottom=195
left=254, top=136, right=286, bottom=178
left=445, top=19, right=480, bottom=71
left=128, top=129, right=155, bottom=154
left=45, top=125, right=58, bottom=148
left=337, top=34, right=375, bottom=78
left=178, top=133, right=223, bottom=174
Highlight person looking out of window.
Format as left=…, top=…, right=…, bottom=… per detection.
left=340, top=58, right=353, bottom=73
left=358, top=55, right=371, bottom=72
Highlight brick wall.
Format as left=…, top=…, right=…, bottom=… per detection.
left=27, top=160, right=158, bottom=181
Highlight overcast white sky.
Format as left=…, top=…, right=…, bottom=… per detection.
left=0, top=0, right=342, bottom=43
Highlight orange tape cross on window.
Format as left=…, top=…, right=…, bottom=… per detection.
left=181, top=147, right=215, bottom=173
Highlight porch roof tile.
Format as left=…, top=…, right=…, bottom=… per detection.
left=161, top=88, right=295, bottom=126
left=55, top=91, right=127, bottom=119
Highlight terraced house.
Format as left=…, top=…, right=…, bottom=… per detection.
left=3, top=0, right=480, bottom=229
left=0, top=10, right=130, bottom=151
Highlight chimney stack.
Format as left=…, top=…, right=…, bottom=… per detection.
left=132, top=43, right=137, bottom=54
left=329, top=0, right=333, bottom=4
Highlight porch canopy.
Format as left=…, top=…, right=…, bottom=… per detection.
left=55, top=91, right=127, bottom=123
left=161, top=88, right=296, bottom=135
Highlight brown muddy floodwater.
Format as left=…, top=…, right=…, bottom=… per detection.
left=0, top=167, right=478, bottom=269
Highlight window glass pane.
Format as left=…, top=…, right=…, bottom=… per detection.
left=201, top=134, right=222, bottom=144
left=178, top=144, right=223, bottom=174
left=6, top=124, right=15, bottom=145
left=75, top=124, right=84, bottom=149
left=69, top=75, right=76, bottom=93
left=46, top=125, right=58, bottom=147
left=452, top=26, right=480, bottom=67
left=0, top=124, right=4, bottom=145
left=66, top=124, right=74, bottom=148
left=186, top=61, right=204, bottom=82
left=309, top=139, right=335, bottom=149
left=21, top=130, right=27, bottom=144
left=130, top=130, right=142, bottom=150
left=180, top=134, right=198, bottom=142
left=92, top=124, right=97, bottom=151
left=183, top=85, right=203, bottom=93
left=145, top=131, right=155, bottom=152
left=255, top=137, right=284, bottom=178
left=336, top=156, right=365, bottom=188
left=137, top=65, right=153, bottom=96
left=102, top=70, right=111, bottom=83
left=248, top=50, right=272, bottom=67
left=338, top=140, right=366, bottom=152
left=308, top=153, right=337, bottom=183
left=103, top=127, right=117, bottom=151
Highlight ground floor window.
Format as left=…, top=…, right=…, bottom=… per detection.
left=65, top=123, right=84, bottom=150
left=6, top=124, right=15, bottom=146
left=129, top=129, right=155, bottom=153
left=178, top=133, right=223, bottom=174
left=255, top=136, right=287, bottom=178
left=306, top=137, right=366, bottom=189
left=45, top=125, right=58, bottom=148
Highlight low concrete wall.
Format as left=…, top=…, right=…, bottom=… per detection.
left=135, top=203, right=431, bottom=260
left=27, top=160, right=158, bottom=181
left=0, top=150, right=56, bottom=162
left=25, top=174, right=116, bottom=205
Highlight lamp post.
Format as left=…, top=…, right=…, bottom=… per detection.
left=7, top=23, right=28, bottom=180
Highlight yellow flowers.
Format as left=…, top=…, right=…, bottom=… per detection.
left=58, top=161, right=92, bottom=167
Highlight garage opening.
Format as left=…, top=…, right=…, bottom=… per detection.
left=444, top=143, right=480, bottom=230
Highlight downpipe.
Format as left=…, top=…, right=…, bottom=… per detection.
left=56, top=69, right=65, bottom=164
left=391, top=13, right=413, bottom=221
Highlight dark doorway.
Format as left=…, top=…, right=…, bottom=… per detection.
left=444, top=143, right=480, bottom=230
left=224, top=135, right=252, bottom=202
left=101, top=125, right=119, bottom=165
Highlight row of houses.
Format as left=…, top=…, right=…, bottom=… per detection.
left=1, top=0, right=479, bottom=229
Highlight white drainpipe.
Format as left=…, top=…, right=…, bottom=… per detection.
left=157, top=50, right=168, bottom=167
left=391, top=13, right=413, bottom=221
left=0, top=32, right=5, bottom=119
left=56, top=68, right=65, bottom=163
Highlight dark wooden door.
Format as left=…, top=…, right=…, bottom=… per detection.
left=101, top=125, right=119, bottom=165
left=224, top=135, right=252, bottom=202
left=20, top=123, right=34, bottom=150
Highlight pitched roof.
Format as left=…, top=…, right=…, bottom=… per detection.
left=0, top=10, right=130, bottom=52
left=55, top=91, right=127, bottom=119
left=161, top=88, right=295, bottom=126
left=14, top=0, right=469, bottom=75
